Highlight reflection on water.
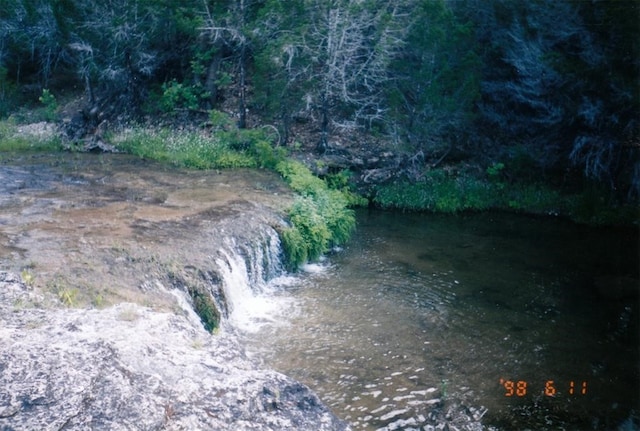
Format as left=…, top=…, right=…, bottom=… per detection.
left=244, top=210, right=639, bottom=430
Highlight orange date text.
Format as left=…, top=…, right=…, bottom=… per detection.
left=499, top=378, right=588, bottom=397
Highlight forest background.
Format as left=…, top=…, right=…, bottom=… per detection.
left=1, top=0, right=638, bottom=225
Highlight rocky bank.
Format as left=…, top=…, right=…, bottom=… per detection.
left=0, top=154, right=350, bottom=431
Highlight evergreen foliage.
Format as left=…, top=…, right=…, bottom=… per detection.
left=0, top=0, right=637, bottom=205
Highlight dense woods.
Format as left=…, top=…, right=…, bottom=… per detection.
left=1, top=0, right=638, bottom=205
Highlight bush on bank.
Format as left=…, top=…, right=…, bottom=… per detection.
left=275, top=160, right=356, bottom=270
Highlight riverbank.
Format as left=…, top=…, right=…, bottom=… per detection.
left=2, top=117, right=636, bottom=228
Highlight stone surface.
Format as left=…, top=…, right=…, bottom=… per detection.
left=0, top=155, right=348, bottom=430
left=0, top=271, right=350, bottom=431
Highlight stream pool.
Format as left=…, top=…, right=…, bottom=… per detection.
left=244, top=209, right=639, bottom=430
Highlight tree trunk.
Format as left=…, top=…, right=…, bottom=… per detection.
left=238, top=43, right=247, bottom=129
left=318, top=91, right=329, bottom=153
left=205, top=55, right=222, bottom=107
left=280, top=106, right=290, bottom=146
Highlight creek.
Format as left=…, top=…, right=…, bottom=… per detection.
left=0, top=153, right=637, bottom=430
left=242, top=209, right=639, bottom=430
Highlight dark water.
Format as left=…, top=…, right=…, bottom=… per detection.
left=245, top=209, right=639, bottom=430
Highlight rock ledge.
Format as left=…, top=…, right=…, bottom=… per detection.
left=0, top=271, right=350, bottom=431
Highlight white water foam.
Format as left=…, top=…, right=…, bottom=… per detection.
left=301, top=258, right=330, bottom=274
left=215, top=229, right=297, bottom=333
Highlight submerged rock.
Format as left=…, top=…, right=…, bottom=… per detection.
left=0, top=271, right=350, bottom=431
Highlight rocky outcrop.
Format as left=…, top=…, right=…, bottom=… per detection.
left=0, top=271, right=350, bottom=431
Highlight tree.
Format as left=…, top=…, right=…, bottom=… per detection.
left=0, top=0, right=70, bottom=88
left=305, top=0, right=408, bottom=151
left=253, top=0, right=406, bottom=150
left=200, top=0, right=258, bottom=128
left=567, top=0, right=640, bottom=199
left=468, top=0, right=639, bottom=199
left=386, top=0, right=480, bottom=161
left=251, top=0, right=308, bottom=144
left=469, top=0, right=583, bottom=170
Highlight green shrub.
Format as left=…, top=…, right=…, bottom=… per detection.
left=160, top=80, right=208, bottom=112
left=326, top=169, right=368, bottom=207
left=276, top=159, right=326, bottom=195
left=278, top=226, right=309, bottom=270
left=275, top=159, right=355, bottom=269
left=252, top=140, right=287, bottom=169
left=209, top=109, right=236, bottom=131
left=374, top=170, right=472, bottom=212
left=288, top=196, right=332, bottom=261
left=113, top=127, right=256, bottom=169
left=188, top=285, right=220, bottom=333
left=486, top=161, right=505, bottom=179
left=38, top=89, right=58, bottom=121
left=373, top=167, right=593, bottom=219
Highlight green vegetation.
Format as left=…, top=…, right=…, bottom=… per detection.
left=160, top=80, right=208, bottom=113
left=113, top=127, right=257, bottom=170
left=187, top=285, right=220, bottom=333
left=0, top=0, right=635, bottom=256
left=112, top=111, right=289, bottom=171
left=38, top=89, right=58, bottom=121
left=20, top=269, right=35, bottom=286
left=49, top=279, right=79, bottom=308
left=276, top=160, right=356, bottom=269
left=0, top=118, right=61, bottom=153
left=373, top=166, right=639, bottom=226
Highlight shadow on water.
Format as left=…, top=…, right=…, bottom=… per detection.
left=245, top=209, right=639, bottom=430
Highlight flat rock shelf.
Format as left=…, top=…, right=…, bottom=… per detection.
left=0, top=153, right=349, bottom=431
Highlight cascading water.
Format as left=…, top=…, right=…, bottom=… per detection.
left=214, top=227, right=296, bottom=333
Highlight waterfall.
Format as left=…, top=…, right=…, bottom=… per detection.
left=214, top=226, right=295, bottom=332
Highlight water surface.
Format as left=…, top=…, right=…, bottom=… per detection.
left=245, top=209, right=639, bottom=430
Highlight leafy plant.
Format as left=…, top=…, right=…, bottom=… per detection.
left=209, top=110, right=236, bottom=131
left=278, top=226, right=308, bottom=269
left=20, top=269, right=35, bottom=286
left=486, top=162, right=505, bottom=179
left=188, top=285, right=220, bottom=333
left=292, top=197, right=334, bottom=256
left=38, top=89, right=57, bottom=121
left=160, top=80, right=208, bottom=112
left=92, top=293, right=106, bottom=309
left=252, top=140, right=288, bottom=169
left=54, top=284, right=78, bottom=307
left=275, top=159, right=355, bottom=269
left=276, top=159, right=327, bottom=196
left=113, top=127, right=256, bottom=169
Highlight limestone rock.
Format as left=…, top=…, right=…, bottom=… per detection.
left=0, top=272, right=349, bottom=431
